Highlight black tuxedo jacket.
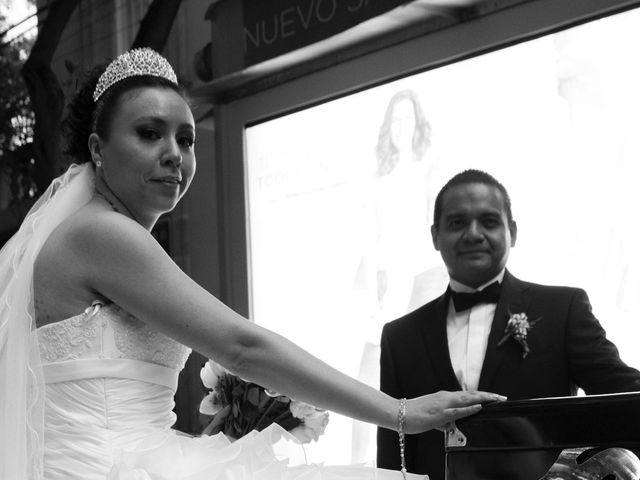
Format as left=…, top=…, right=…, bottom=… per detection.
left=377, top=270, right=640, bottom=480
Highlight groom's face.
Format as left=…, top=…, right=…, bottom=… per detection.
left=431, top=182, right=517, bottom=288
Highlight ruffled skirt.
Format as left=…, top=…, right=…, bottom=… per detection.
left=107, top=424, right=425, bottom=480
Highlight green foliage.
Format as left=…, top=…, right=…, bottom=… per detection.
left=0, top=22, right=36, bottom=204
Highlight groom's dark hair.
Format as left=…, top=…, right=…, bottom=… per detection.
left=432, top=169, right=514, bottom=229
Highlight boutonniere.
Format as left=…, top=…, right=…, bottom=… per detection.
left=497, top=312, right=542, bottom=358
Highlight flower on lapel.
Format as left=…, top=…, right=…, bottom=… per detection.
left=497, top=312, right=542, bottom=358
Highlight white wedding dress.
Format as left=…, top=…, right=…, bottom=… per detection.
left=37, top=301, right=424, bottom=480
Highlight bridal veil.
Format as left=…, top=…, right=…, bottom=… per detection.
left=0, top=163, right=94, bottom=479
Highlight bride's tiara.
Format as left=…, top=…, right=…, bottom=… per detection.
left=93, top=48, right=178, bottom=102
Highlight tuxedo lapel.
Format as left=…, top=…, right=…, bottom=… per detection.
left=419, top=292, right=462, bottom=391
left=478, top=271, right=531, bottom=391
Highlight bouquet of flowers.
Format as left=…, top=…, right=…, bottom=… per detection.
left=199, top=360, right=329, bottom=443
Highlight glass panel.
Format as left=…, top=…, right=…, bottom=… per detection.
left=245, top=7, right=640, bottom=465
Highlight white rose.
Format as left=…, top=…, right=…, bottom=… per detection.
left=288, top=400, right=317, bottom=420
left=289, top=424, right=317, bottom=443
left=199, top=391, right=224, bottom=416
left=304, top=410, right=329, bottom=436
left=289, top=410, right=329, bottom=443
left=200, top=359, right=227, bottom=389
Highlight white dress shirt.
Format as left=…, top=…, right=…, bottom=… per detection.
left=447, top=270, right=505, bottom=391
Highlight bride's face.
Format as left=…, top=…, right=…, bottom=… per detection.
left=95, top=86, right=196, bottom=221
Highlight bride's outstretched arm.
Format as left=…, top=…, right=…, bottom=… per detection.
left=73, top=210, right=504, bottom=433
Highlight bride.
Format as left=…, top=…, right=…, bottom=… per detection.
left=0, top=48, right=504, bottom=480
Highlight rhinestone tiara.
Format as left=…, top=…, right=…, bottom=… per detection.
left=93, top=48, right=178, bottom=102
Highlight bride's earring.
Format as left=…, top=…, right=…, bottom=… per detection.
left=95, top=160, right=102, bottom=168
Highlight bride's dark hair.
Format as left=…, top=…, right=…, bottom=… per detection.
left=60, top=65, right=103, bottom=165
left=61, top=63, right=186, bottom=165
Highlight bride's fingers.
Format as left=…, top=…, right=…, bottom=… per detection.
left=447, top=390, right=507, bottom=407
left=444, top=404, right=483, bottom=421
left=405, top=391, right=507, bottom=433
left=426, top=405, right=481, bottom=432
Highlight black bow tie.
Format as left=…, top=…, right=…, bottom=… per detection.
left=449, top=281, right=501, bottom=312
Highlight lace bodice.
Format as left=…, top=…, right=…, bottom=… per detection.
left=37, top=302, right=192, bottom=479
left=37, top=302, right=191, bottom=369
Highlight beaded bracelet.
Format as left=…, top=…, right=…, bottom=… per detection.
left=398, top=397, right=407, bottom=479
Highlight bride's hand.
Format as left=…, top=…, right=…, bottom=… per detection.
left=404, top=390, right=506, bottom=434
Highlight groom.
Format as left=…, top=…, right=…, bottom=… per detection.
left=376, top=169, right=640, bottom=480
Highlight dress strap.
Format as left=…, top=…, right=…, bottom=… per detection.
left=83, top=300, right=105, bottom=317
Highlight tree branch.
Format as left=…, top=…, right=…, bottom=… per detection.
left=21, top=0, right=81, bottom=193
left=132, top=0, right=184, bottom=52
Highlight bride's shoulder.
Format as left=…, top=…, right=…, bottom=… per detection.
left=33, top=204, right=121, bottom=325
left=37, top=202, right=153, bottom=276
left=34, top=202, right=158, bottom=324
left=62, top=202, right=147, bottom=245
